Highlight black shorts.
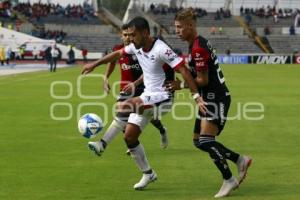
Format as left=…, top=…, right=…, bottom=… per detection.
left=116, top=88, right=144, bottom=102
left=194, top=95, right=231, bottom=135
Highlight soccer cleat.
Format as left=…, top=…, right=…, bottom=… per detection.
left=160, top=127, right=168, bottom=149
left=214, top=177, right=239, bottom=198
left=236, top=155, right=252, bottom=184
left=134, top=171, right=157, bottom=190
left=125, top=149, right=131, bottom=156
left=88, top=141, right=104, bottom=156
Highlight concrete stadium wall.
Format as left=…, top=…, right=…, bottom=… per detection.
left=44, top=24, right=114, bottom=36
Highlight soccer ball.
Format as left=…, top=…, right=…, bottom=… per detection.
left=78, top=113, right=103, bottom=138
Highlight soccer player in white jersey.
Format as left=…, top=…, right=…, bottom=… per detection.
left=82, top=16, right=206, bottom=190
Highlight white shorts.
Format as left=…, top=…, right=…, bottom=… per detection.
left=140, top=91, right=173, bottom=120
left=140, top=91, right=171, bottom=106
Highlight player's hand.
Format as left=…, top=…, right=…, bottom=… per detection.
left=196, top=96, right=207, bottom=115
left=103, top=78, right=110, bottom=94
left=81, top=62, right=97, bottom=75
left=122, top=83, right=135, bottom=93
left=165, top=77, right=181, bottom=92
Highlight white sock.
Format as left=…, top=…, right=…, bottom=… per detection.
left=102, top=118, right=126, bottom=144
left=130, top=143, right=151, bottom=172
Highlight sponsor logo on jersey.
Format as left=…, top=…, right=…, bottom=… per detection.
left=165, top=49, right=173, bottom=57
left=196, top=61, right=205, bottom=67
left=165, top=49, right=178, bottom=62
left=121, top=63, right=141, bottom=70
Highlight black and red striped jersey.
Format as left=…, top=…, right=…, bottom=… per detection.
left=189, top=35, right=229, bottom=99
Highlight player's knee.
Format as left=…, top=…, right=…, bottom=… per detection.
left=193, top=138, right=209, bottom=152
left=116, top=112, right=130, bottom=122
left=124, top=134, right=138, bottom=145
left=193, top=139, right=203, bottom=150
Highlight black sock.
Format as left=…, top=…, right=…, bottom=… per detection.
left=100, top=139, right=107, bottom=149
left=195, top=135, right=232, bottom=180
left=150, top=119, right=165, bottom=134
left=217, top=143, right=240, bottom=163
left=144, top=169, right=153, bottom=174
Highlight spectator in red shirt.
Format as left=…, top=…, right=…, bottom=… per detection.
left=81, top=47, right=88, bottom=63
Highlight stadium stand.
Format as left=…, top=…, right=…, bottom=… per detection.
left=1, top=0, right=299, bottom=54
left=164, top=35, right=262, bottom=54
left=64, top=34, right=121, bottom=53
left=267, top=35, right=300, bottom=53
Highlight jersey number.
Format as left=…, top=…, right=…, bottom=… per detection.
left=217, top=66, right=225, bottom=84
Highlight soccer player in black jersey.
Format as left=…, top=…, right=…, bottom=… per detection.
left=168, top=8, right=252, bottom=198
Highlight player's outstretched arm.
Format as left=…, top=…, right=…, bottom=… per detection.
left=103, top=61, right=116, bottom=94
left=81, top=50, right=123, bottom=75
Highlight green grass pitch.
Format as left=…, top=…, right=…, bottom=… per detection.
left=0, top=64, right=300, bottom=200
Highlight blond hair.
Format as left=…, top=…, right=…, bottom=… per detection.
left=174, top=8, right=197, bottom=22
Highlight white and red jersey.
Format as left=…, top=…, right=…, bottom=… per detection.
left=123, top=38, right=184, bottom=93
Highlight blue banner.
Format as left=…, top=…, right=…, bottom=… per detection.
left=218, top=55, right=249, bottom=64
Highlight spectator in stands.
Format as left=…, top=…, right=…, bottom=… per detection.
left=49, top=44, right=61, bottom=72
left=245, top=13, right=252, bottom=25
left=0, top=46, right=5, bottom=65
left=273, top=13, right=278, bottom=23
left=240, top=6, right=244, bottom=16
left=5, top=46, right=11, bottom=65
left=223, top=9, right=231, bottom=18
left=226, top=49, right=231, bottom=56
left=264, top=26, right=271, bottom=35
left=81, top=47, right=88, bottom=63
left=67, top=46, right=75, bottom=65
left=45, top=46, right=51, bottom=65
left=210, top=26, right=216, bottom=35
left=18, top=46, right=25, bottom=60
left=218, top=26, right=223, bottom=35
left=215, top=9, right=221, bottom=20
left=32, top=47, right=39, bottom=60
left=150, top=3, right=155, bottom=12
left=11, top=1, right=96, bottom=22
left=295, top=11, right=300, bottom=27
left=153, top=25, right=158, bottom=37
left=289, top=25, right=295, bottom=35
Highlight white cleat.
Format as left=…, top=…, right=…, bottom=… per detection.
left=160, top=128, right=168, bottom=149
left=134, top=171, right=157, bottom=190
left=125, top=149, right=131, bottom=156
left=214, top=177, right=239, bottom=198
left=236, top=155, right=252, bottom=184
left=88, top=141, right=104, bottom=156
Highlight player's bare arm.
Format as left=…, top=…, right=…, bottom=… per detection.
left=122, top=75, right=144, bottom=93
left=195, top=71, right=208, bottom=87
left=82, top=49, right=123, bottom=74
left=103, top=61, right=117, bottom=94
left=176, top=65, right=207, bottom=114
